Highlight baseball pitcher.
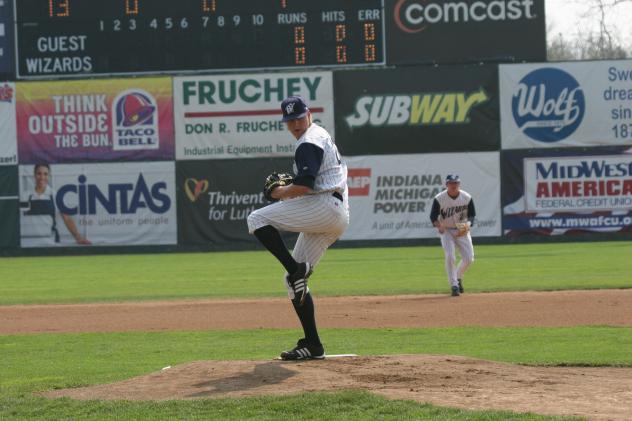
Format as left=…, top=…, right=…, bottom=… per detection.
left=430, top=174, right=476, bottom=297
left=247, top=96, right=349, bottom=360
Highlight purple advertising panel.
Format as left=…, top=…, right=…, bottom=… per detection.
left=16, top=77, right=174, bottom=163
left=502, top=147, right=632, bottom=236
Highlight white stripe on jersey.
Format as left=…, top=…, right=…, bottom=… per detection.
left=434, top=189, right=472, bottom=228
left=293, top=123, right=347, bottom=194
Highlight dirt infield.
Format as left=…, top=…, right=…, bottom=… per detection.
left=43, top=355, right=632, bottom=420
left=7, top=289, right=632, bottom=420
left=2, top=289, right=632, bottom=334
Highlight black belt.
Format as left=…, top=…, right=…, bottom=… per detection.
left=332, top=191, right=343, bottom=201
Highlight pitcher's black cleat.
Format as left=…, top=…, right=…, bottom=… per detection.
left=458, top=279, right=464, bottom=293
left=280, top=338, right=325, bottom=360
left=451, top=286, right=460, bottom=297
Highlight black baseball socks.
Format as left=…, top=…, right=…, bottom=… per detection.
left=292, top=292, right=321, bottom=347
left=253, top=225, right=298, bottom=275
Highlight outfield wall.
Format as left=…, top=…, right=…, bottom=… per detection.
left=1, top=59, right=631, bottom=253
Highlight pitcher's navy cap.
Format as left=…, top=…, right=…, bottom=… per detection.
left=446, top=174, right=461, bottom=183
left=281, top=96, right=309, bottom=122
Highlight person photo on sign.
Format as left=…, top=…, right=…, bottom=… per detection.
left=247, top=96, right=349, bottom=360
left=20, top=163, right=91, bottom=247
left=429, top=174, right=476, bottom=297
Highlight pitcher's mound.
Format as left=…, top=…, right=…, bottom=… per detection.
left=43, top=355, right=632, bottom=420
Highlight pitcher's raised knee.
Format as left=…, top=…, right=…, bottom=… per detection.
left=247, top=209, right=265, bottom=234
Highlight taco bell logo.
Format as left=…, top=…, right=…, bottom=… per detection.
left=511, top=68, right=585, bottom=143
left=112, top=89, right=160, bottom=151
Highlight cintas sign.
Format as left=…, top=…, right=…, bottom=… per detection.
left=18, top=162, right=177, bottom=247
left=386, top=0, right=545, bottom=65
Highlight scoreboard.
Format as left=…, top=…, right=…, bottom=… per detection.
left=16, top=0, right=385, bottom=78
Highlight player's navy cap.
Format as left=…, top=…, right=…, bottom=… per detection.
left=446, top=174, right=460, bottom=183
left=281, top=96, right=309, bottom=122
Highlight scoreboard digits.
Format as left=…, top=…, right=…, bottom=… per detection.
left=17, top=0, right=385, bottom=78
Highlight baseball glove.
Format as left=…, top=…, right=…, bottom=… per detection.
left=263, top=172, right=294, bottom=202
left=455, top=222, right=470, bottom=237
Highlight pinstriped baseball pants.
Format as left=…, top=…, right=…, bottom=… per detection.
left=247, top=193, right=349, bottom=298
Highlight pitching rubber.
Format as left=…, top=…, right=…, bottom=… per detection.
left=275, top=353, right=357, bottom=360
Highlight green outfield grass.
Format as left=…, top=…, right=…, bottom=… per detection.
left=0, top=391, right=577, bottom=421
left=1, top=241, right=631, bottom=305
left=1, top=241, right=629, bottom=420
left=4, top=327, right=628, bottom=420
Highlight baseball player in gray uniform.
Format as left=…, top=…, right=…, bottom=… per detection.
left=430, top=175, right=476, bottom=297
left=247, top=96, right=349, bottom=360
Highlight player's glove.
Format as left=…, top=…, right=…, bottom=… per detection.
left=263, top=172, right=294, bottom=202
left=455, top=222, right=470, bottom=237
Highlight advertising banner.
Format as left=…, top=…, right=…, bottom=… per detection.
left=18, top=161, right=177, bottom=247
left=385, top=0, right=546, bottom=65
left=503, top=147, right=632, bottom=235
left=16, top=77, right=174, bottom=163
left=334, top=65, right=499, bottom=155
left=500, top=60, right=632, bottom=149
left=0, top=82, right=17, bottom=165
left=341, top=152, right=501, bottom=240
left=174, top=72, right=334, bottom=160
left=0, top=165, right=19, bottom=247
left=177, top=158, right=294, bottom=246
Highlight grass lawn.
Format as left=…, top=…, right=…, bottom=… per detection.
left=1, top=241, right=631, bottom=305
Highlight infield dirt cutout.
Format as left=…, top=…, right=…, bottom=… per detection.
left=6, top=289, right=632, bottom=420
left=43, top=355, right=632, bottom=420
